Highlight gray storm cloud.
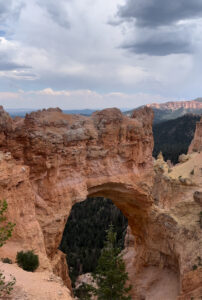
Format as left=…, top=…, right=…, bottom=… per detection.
left=0, top=0, right=202, bottom=107
left=124, top=39, right=191, bottom=56
left=118, top=0, right=202, bottom=27
left=0, top=61, right=29, bottom=71
left=0, top=0, right=24, bottom=25
left=123, top=26, right=192, bottom=56
left=116, top=0, right=202, bottom=55
left=37, top=0, right=70, bottom=28
left=0, top=1, right=11, bottom=22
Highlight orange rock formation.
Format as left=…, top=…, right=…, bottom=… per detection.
left=147, top=99, right=202, bottom=110
left=0, top=106, right=201, bottom=299
left=189, top=117, right=202, bottom=153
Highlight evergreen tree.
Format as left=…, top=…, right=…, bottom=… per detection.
left=91, top=225, right=132, bottom=300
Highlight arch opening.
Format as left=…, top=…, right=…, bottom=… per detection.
left=58, top=182, right=181, bottom=300
left=60, top=196, right=128, bottom=293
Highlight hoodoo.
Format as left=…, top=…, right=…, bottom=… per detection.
left=0, top=106, right=201, bottom=299
left=189, top=117, right=202, bottom=153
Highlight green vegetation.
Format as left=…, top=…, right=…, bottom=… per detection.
left=0, top=271, right=16, bottom=297
left=0, top=199, right=16, bottom=297
left=74, top=283, right=92, bottom=300
left=16, top=250, right=39, bottom=272
left=192, top=257, right=202, bottom=271
left=153, top=114, right=200, bottom=164
left=1, top=257, right=12, bottom=264
left=0, top=199, right=15, bottom=247
left=90, top=225, right=131, bottom=300
left=190, top=169, right=195, bottom=175
left=60, top=197, right=128, bottom=285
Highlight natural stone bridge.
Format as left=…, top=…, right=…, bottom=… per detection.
left=0, top=106, right=201, bottom=299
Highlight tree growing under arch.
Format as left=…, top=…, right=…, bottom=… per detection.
left=90, top=225, right=132, bottom=300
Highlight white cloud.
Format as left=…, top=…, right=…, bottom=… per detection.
left=0, top=88, right=177, bottom=109
left=0, top=0, right=202, bottom=106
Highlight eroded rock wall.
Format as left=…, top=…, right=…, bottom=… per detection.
left=0, top=106, right=201, bottom=299
left=0, top=106, right=153, bottom=292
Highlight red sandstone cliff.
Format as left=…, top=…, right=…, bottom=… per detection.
left=0, top=106, right=201, bottom=299
left=147, top=99, right=202, bottom=111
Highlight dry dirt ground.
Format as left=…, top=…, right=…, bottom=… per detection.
left=1, top=263, right=73, bottom=300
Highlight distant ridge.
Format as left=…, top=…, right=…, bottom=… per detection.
left=146, top=98, right=202, bottom=110
left=6, top=108, right=97, bottom=118
left=5, top=108, right=130, bottom=118
left=125, top=98, right=202, bottom=123
left=5, top=98, right=202, bottom=122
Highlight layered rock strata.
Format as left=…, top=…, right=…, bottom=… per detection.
left=147, top=99, right=202, bottom=111
left=0, top=106, right=201, bottom=299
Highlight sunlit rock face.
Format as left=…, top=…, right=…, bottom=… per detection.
left=0, top=106, right=201, bottom=299
left=188, top=116, right=202, bottom=153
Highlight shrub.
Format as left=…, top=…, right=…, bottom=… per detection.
left=16, top=250, right=39, bottom=272
left=2, top=257, right=12, bottom=264
left=74, top=283, right=92, bottom=300
left=0, top=199, right=16, bottom=297
left=0, top=199, right=15, bottom=247
left=190, top=169, right=194, bottom=175
left=0, top=271, right=16, bottom=297
left=192, top=257, right=202, bottom=271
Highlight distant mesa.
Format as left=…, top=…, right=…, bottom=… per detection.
left=125, top=98, right=202, bottom=124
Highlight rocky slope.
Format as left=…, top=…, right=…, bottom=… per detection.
left=0, top=106, right=201, bottom=299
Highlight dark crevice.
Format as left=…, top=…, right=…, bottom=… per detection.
left=60, top=197, right=128, bottom=286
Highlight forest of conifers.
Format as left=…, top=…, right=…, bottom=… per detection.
left=153, top=114, right=200, bottom=163
left=60, top=197, right=128, bottom=285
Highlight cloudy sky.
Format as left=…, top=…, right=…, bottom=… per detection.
left=0, top=0, right=202, bottom=109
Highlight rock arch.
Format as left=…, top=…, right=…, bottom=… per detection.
left=0, top=106, right=201, bottom=299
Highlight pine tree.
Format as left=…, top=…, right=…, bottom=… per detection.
left=91, top=225, right=132, bottom=300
